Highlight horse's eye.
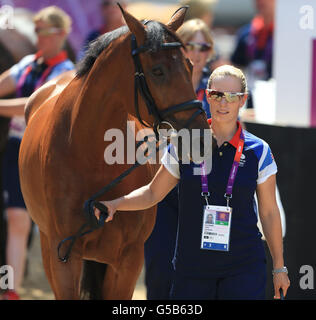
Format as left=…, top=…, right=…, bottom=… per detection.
left=152, top=66, right=164, bottom=77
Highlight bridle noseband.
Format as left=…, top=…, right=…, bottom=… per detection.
left=131, top=28, right=204, bottom=137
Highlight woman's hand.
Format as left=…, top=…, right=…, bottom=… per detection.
left=93, top=165, right=179, bottom=224
left=94, top=200, right=118, bottom=223
left=273, top=272, right=290, bottom=299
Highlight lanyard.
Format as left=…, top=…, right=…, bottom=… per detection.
left=201, top=129, right=245, bottom=207
left=16, top=50, right=67, bottom=97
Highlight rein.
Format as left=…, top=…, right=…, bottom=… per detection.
left=57, top=27, right=204, bottom=262
left=57, top=136, right=164, bottom=262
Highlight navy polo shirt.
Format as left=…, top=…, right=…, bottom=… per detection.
left=161, top=121, right=277, bottom=278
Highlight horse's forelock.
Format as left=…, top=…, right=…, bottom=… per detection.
left=144, top=21, right=184, bottom=52
left=144, top=21, right=164, bottom=51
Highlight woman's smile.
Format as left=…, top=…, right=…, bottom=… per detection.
left=216, top=110, right=229, bottom=115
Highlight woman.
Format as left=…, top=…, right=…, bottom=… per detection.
left=95, top=65, right=290, bottom=300
left=178, top=18, right=214, bottom=118
left=0, top=6, right=74, bottom=300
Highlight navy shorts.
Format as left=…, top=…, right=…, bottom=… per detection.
left=170, top=262, right=267, bottom=300
left=2, top=137, right=26, bottom=209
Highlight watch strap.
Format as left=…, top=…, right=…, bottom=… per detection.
left=272, top=266, right=288, bottom=275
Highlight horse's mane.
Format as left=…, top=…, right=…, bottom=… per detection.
left=76, top=21, right=183, bottom=78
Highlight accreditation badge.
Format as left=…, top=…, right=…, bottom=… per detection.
left=201, top=205, right=232, bottom=252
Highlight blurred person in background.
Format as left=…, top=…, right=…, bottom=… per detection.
left=180, top=0, right=216, bottom=28
left=0, top=6, right=74, bottom=300
left=178, top=18, right=215, bottom=118
left=78, top=0, right=127, bottom=61
left=230, top=0, right=275, bottom=108
left=180, top=0, right=228, bottom=81
left=144, top=18, right=215, bottom=300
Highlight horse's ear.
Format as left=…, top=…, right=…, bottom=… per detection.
left=117, top=3, right=146, bottom=45
left=166, top=6, right=189, bottom=32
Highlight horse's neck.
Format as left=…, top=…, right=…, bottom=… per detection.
left=69, top=50, right=134, bottom=147
left=70, top=88, right=129, bottom=150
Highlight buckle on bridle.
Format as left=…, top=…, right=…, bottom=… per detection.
left=156, top=121, right=178, bottom=138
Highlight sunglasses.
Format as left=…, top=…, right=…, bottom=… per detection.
left=186, top=42, right=211, bottom=52
left=35, top=27, right=61, bottom=36
left=206, top=89, right=245, bottom=103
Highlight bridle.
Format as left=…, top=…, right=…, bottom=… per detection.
left=131, top=23, right=205, bottom=137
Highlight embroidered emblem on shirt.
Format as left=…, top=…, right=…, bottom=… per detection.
left=239, top=153, right=246, bottom=167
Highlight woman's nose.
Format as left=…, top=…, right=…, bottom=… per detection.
left=190, top=49, right=200, bottom=58
left=220, top=97, right=228, bottom=105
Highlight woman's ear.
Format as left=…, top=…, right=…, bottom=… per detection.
left=240, top=93, right=248, bottom=108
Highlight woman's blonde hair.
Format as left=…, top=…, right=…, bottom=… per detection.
left=177, top=18, right=214, bottom=57
left=207, top=65, right=248, bottom=93
left=33, top=6, right=72, bottom=34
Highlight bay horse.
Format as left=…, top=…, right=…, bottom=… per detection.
left=19, top=5, right=209, bottom=299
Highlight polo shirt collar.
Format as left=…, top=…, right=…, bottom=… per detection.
left=207, top=118, right=242, bottom=148
left=35, top=50, right=68, bottom=67
left=45, top=50, right=68, bottom=66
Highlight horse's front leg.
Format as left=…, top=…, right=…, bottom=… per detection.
left=42, top=233, right=83, bottom=300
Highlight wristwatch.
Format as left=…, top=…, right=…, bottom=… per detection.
left=272, top=266, right=288, bottom=275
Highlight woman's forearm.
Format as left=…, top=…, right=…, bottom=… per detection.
left=0, top=97, right=28, bottom=117
left=0, top=70, right=16, bottom=98
left=95, top=165, right=179, bottom=222
left=260, top=210, right=284, bottom=268
left=111, top=165, right=179, bottom=212
left=114, top=184, right=157, bottom=211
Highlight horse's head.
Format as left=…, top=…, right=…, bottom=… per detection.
left=119, top=4, right=212, bottom=161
